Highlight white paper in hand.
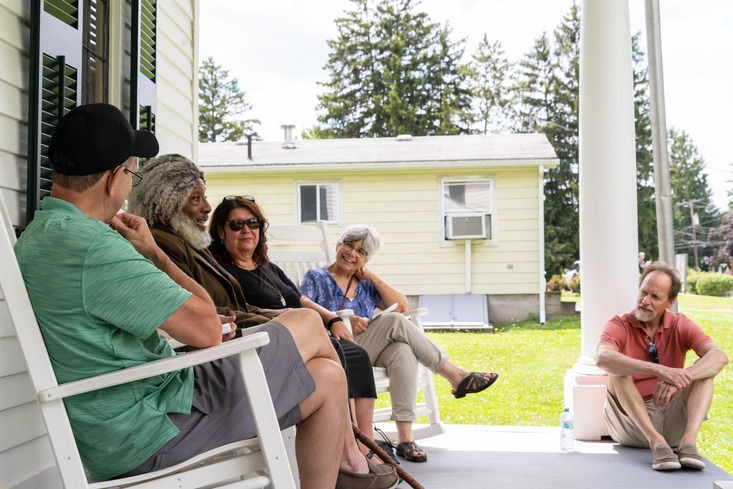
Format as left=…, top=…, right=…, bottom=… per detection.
left=368, top=303, right=398, bottom=323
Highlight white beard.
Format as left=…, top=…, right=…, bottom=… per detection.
left=170, top=212, right=212, bottom=250
left=634, top=306, right=656, bottom=323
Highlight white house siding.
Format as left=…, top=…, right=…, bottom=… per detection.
left=203, top=164, right=541, bottom=297
left=0, top=2, right=57, bottom=487
left=0, top=1, right=200, bottom=486
left=156, top=0, right=198, bottom=158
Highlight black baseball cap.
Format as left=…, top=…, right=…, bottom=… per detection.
left=48, top=103, right=160, bottom=175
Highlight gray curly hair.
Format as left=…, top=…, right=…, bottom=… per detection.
left=127, top=154, right=205, bottom=225
left=337, top=224, right=381, bottom=261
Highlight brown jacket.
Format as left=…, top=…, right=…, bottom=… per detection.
left=151, top=225, right=276, bottom=329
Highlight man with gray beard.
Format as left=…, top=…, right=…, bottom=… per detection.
left=127, top=154, right=398, bottom=488
left=596, top=262, right=727, bottom=472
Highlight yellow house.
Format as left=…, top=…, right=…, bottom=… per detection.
left=198, top=132, right=559, bottom=325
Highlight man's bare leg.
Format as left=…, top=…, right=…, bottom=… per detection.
left=679, top=377, right=714, bottom=447
left=608, top=375, right=666, bottom=449
left=275, top=309, right=371, bottom=475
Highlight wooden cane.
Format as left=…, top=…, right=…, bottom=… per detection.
left=352, top=423, right=425, bottom=489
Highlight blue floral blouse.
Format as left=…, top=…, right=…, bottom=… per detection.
left=299, top=267, right=381, bottom=318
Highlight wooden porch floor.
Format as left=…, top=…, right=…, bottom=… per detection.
left=13, top=424, right=732, bottom=488
left=389, top=424, right=733, bottom=489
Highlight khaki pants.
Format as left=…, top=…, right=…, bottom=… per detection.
left=355, top=312, right=449, bottom=422
left=603, top=389, right=688, bottom=448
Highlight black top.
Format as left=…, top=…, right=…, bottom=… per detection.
left=217, top=259, right=302, bottom=309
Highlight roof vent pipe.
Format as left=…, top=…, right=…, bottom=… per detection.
left=396, top=134, right=412, bottom=141
left=281, top=124, right=296, bottom=149
left=246, top=134, right=252, bottom=160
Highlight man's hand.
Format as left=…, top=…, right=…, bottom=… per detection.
left=652, top=380, right=678, bottom=408
left=110, top=212, right=161, bottom=261
left=329, top=321, right=355, bottom=343
left=219, top=315, right=237, bottom=342
left=350, top=315, right=369, bottom=335
left=658, top=366, right=693, bottom=390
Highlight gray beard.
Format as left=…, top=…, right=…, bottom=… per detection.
left=170, top=212, right=212, bottom=250
left=634, top=306, right=655, bottom=323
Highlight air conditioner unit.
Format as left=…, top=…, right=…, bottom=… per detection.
left=446, top=214, right=486, bottom=240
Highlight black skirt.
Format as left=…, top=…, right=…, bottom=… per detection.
left=330, top=337, right=377, bottom=399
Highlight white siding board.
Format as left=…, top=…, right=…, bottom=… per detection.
left=0, top=402, right=46, bottom=453
left=0, top=437, right=55, bottom=489
left=0, top=337, right=27, bottom=377
left=0, top=372, right=36, bottom=410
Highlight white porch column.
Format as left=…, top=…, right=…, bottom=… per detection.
left=564, top=0, right=640, bottom=440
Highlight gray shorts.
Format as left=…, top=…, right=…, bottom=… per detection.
left=603, top=389, right=688, bottom=448
left=121, top=321, right=315, bottom=476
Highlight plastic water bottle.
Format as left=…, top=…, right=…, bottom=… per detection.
left=560, top=408, right=574, bottom=452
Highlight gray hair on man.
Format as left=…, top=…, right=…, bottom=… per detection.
left=337, top=224, right=381, bottom=261
left=127, top=154, right=211, bottom=249
left=127, top=154, right=204, bottom=223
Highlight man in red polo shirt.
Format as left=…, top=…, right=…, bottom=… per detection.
left=597, top=262, right=728, bottom=471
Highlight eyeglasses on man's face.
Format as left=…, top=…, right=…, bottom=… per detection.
left=647, top=343, right=659, bottom=364
left=226, top=217, right=261, bottom=232
left=114, top=165, right=143, bottom=187
left=341, top=241, right=368, bottom=258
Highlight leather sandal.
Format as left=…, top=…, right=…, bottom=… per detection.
left=395, top=441, right=427, bottom=463
left=452, top=372, right=499, bottom=399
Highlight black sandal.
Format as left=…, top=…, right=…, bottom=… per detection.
left=395, top=441, right=427, bottom=463
left=452, top=372, right=499, bottom=399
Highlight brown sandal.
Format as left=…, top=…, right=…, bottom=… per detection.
left=452, top=372, right=499, bottom=399
left=395, top=441, right=427, bottom=463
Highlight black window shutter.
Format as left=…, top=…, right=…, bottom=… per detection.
left=27, top=0, right=84, bottom=224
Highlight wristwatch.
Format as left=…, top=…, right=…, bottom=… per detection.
left=327, top=316, right=344, bottom=330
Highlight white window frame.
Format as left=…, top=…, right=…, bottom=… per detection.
left=439, top=176, right=497, bottom=246
left=295, top=180, right=342, bottom=225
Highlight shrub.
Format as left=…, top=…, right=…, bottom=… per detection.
left=546, top=274, right=566, bottom=292
left=695, top=273, right=733, bottom=297
left=568, top=274, right=581, bottom=294
left=686, top=268, right=703, bottom=294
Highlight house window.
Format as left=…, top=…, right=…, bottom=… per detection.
left=297, top=182, right=340, bottom=224
left=440, top=177, right=496, bottom=242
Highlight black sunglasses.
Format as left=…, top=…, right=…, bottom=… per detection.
left=223, top=195, right=255, bottom=203
left=647, top=343, right=659, bottom=364
left=225, top=217, right=261, bottom=232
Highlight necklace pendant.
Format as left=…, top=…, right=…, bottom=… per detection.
left=281, top=297, right=286, bottom=307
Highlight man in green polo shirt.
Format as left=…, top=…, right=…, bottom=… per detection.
left=14, top=103, right=397, bottom=489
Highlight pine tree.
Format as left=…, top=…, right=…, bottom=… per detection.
left=668, top=128, right=721, bottom=267
left=316, top=0, right=472, bottom=138
left=198, top=56, right=259, bottom=142
left=469, top=35, right=513, bottom=134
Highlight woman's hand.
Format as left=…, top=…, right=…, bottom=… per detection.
left=350, top=315, right=369, bottom=335
left=330, top=321, right=355, bottom=343
left=355, top=265, right=375, bottom=282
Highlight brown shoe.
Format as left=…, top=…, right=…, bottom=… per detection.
left=652, top=444, right=681, bottom=471
left=336, top=459, right=399, bottom=489
left=675, top=444, right=706, bottom=470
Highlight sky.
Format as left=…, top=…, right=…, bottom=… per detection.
left=199, top=0, right=732, bottom=211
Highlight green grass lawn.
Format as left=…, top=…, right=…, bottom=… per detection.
left=376, top=293, right=733, bottom=474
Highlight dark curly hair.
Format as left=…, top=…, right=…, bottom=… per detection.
left=208, top=197, right=270, bottom=267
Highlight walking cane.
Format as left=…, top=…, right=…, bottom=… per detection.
left=352, top=423, right=425, bottom=489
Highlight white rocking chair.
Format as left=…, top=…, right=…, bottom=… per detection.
left=268, top=221, right=445, bottom=441
left=0, top=192, right=298, bottom=489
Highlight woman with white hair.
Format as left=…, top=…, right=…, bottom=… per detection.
left=300, top=224, right=499, bottom=463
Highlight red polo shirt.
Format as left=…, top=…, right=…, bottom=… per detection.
left=599, top=309, right=713, bottom=400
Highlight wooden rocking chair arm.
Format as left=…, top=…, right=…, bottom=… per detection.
left=38, top=332, right=270, bottom=403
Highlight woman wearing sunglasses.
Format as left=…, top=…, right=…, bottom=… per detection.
left=207, top=197, right=383, bottom=461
